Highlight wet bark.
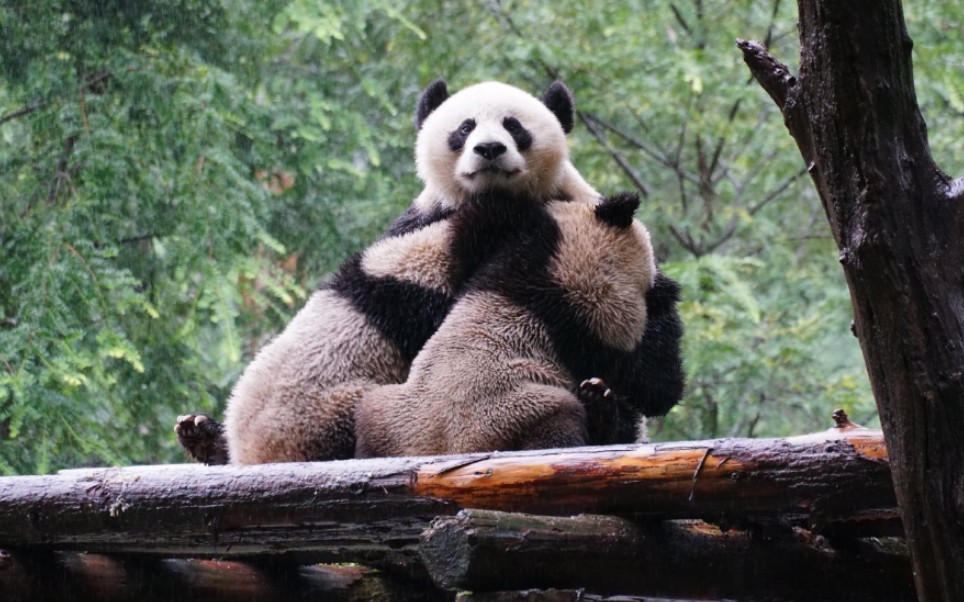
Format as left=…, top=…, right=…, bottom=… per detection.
left=423, top=509, right=914, bottom=601
left=0, top=432, right=891, bottom=557
left=0, top=550, right=443, bottom=602
left=456, top=594, right=721, bottom=602
left=0, top=428, right=902, bottom=600
left=738, top=1, right=964, bottom=600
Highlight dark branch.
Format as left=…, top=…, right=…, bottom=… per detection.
left=669, top=4, right=692, bottom=35
left=736, top=38, right=796, bottom=110
left=45, top=135, right=77, bottom=206
left=577, top=112, right=650, bottom=197
left=584, top=112, right=699, bottom=184
left=0, top=71, right=113, bottom=128
left=0, top=103, right=42, bottom=126
left=708, top=97, right=743, bottom=179
left=748, top=166, right=808, bottom=215
left=763, top=0, right=783, bottom=48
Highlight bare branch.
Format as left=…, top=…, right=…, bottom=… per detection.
left=701, top=217, right=739, bottom=255
left=669, top=4, right=692, bottom=35
left=763, top=0, right=784, bottom=49
left=577, top=112, right=650, bottom=197
left=736, top=38, right=796, bottom=110
left=731, top=147, right=784, bottom=204
left=672, top=103, right=690, bottom=169
left=708, top=97, right=743, bottom=179
left=44, top=134, right=77, bottom=207
left=0, top=103, right=42, bottom=126
left=748, top=166, right=808, bottom=215
left=668, top=224, right=707, bottom=257
left=584, top=113, right=699, bottom=184
left=677, top=169, right=690, bottom=214
left=626, top=104, right=676, bottom=166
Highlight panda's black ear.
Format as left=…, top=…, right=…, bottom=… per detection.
left=416, top=78, right=449, bottom=130
left=595, top=192, right=640, bottom=229
left=541, top=81, right=575, bottom=134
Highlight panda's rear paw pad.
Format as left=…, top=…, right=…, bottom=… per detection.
left=578, top=377, right=613, bottom=406
left=175, top=414, right=229, bottom=465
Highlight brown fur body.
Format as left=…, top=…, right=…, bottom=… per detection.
left=224, top=214, right=465, bottom=463
left=355, top=194, right=656, bottom=457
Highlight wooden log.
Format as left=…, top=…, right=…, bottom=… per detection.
left=456, top=591, right=717, bottom=602
left=0, top=550, right=445, bottom=602
left=422, top=509, right=915, bottom=601
left=0, top=431, right=892, bottom=560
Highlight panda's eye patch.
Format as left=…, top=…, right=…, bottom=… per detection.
left=448, top=119, right=476, bottom=151
left=502, top=116, right=533, bottom=152
left=502, top=117, right=523, bottom=134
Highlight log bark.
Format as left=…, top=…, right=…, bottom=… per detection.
left=738, top=2, right=964, bottom=599
left=0, top=550, right=442, bottom=602
left=456, top=592, right=718, bottom=602
left=0, top=432, right=891, bottom=557
left=422, top=509, right=914, bottom=601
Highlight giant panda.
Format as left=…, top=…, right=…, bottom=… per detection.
left=175, top=78, right=602, bottom=464
left=354, top=191, right=680, bottom=457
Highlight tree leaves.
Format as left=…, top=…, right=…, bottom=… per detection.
left=2, top=0, right=960, bottom=472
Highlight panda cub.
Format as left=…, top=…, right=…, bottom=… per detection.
left=354, top=192, right=660, bottom=457
left=175, top=79, right=600, bottom=464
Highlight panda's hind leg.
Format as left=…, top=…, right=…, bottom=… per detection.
left=455, top=383, right=588, bottom=453
left=228, top=383, right=361, bottom=464
left=517, top=388, right=588, bottom=450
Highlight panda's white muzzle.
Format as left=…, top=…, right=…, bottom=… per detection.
left=457, top=126, right=526, bottom=187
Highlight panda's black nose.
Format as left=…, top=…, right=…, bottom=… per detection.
left=474, top=141, right=507, bottom=160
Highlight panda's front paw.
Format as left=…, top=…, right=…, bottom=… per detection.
left=578, top=377, right=621, bottom=445
left=174, top=414, right=229, bottom=465
left=578, top=377, right=613, bottom=407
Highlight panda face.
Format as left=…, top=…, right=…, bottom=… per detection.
left=415, top=81, right=573, bottom=207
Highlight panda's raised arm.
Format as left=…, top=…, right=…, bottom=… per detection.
left=416, top=78, right=449, bottom=130
left=594, top=192, right=640, bottom=229
left=541, top=81, right=575, bottom=135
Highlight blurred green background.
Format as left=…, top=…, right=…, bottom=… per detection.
left=2, top=0, right=962, bottom=473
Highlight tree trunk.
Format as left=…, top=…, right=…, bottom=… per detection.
left=738, top=1, right=964, bottom=600
left=422, top=509, right=914, bottom=601
left=0, top=432, right=890, bottom=556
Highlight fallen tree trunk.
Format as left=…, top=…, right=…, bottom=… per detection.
left=0, top=430, right=891, bottom=560
left=421, top=509, right=914, bottom=601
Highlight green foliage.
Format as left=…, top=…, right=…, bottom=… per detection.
left=2, top=0, right=961, bottom=472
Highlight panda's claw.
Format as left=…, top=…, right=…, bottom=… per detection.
left=578, top=377, right=613, bottom=405
left=578, top=377, right=624, bottom=445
